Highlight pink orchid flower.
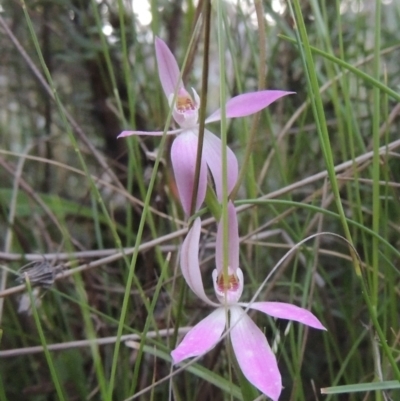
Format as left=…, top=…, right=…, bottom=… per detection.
left=171, top=202, right=326, bottom=400
left=118, top=37, right=293, bottom=215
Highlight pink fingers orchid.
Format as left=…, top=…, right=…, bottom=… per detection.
left=172, top=202, right=326, bottom=401
left=118, top=37, right=293, bottom=215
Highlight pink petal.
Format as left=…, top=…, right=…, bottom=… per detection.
left=171, top=308, right=226, bottom=364
left=248, top=302, right=326, bottom=330
left=180, top=217, right=215, bottom=306
left=117, top=128, right=183, bottom=138
left=216, top=201, right=239, bottom=273
left=171, top=130, right=207, bottom=215
left=230, top=306, right=282, bottom=401
left=205, top=90, right=294, bottom=124
left=155, top=37, right=183, bottom=98
left=202, top=129, right=238, bottom=200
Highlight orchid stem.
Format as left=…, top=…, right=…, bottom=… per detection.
left=216, top=0, right=229, bottom=298
left=190, top=0, right=211, bottom=217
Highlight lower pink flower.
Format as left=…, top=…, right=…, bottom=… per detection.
left=172, top=202, right=326, bottom=400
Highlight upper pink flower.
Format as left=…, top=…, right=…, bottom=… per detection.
left=118, top=37, right=293, bottom=215
left=172, top=202, right=326, bottom=400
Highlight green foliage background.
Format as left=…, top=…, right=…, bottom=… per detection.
left=0, top=0, right=399, bottom=400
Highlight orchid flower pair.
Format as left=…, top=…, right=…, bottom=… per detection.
left=171, top=202, right=326, bottom=401
left=118, top=37, right=324, bottom=400
left=118, top=37, right=292, bottom=215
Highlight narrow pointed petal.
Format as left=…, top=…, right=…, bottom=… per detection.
left=247, top=302, right=326, bottom=330
left=203, top=129, right=238, bottom=200
left=155, top=37, right=182, bottom=98
left=171, top=308, right=226, bottom=364
left=230, top=306, right=282, bottom=400
left=216, top=201, right=239, bottom=273
left=171, top=130, right=207, bottom=215
left=180, top=218, right=215, bottom=305
left=205, top=90, right=294, bottom=124
left=117, top=128, right=183, bottom=138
